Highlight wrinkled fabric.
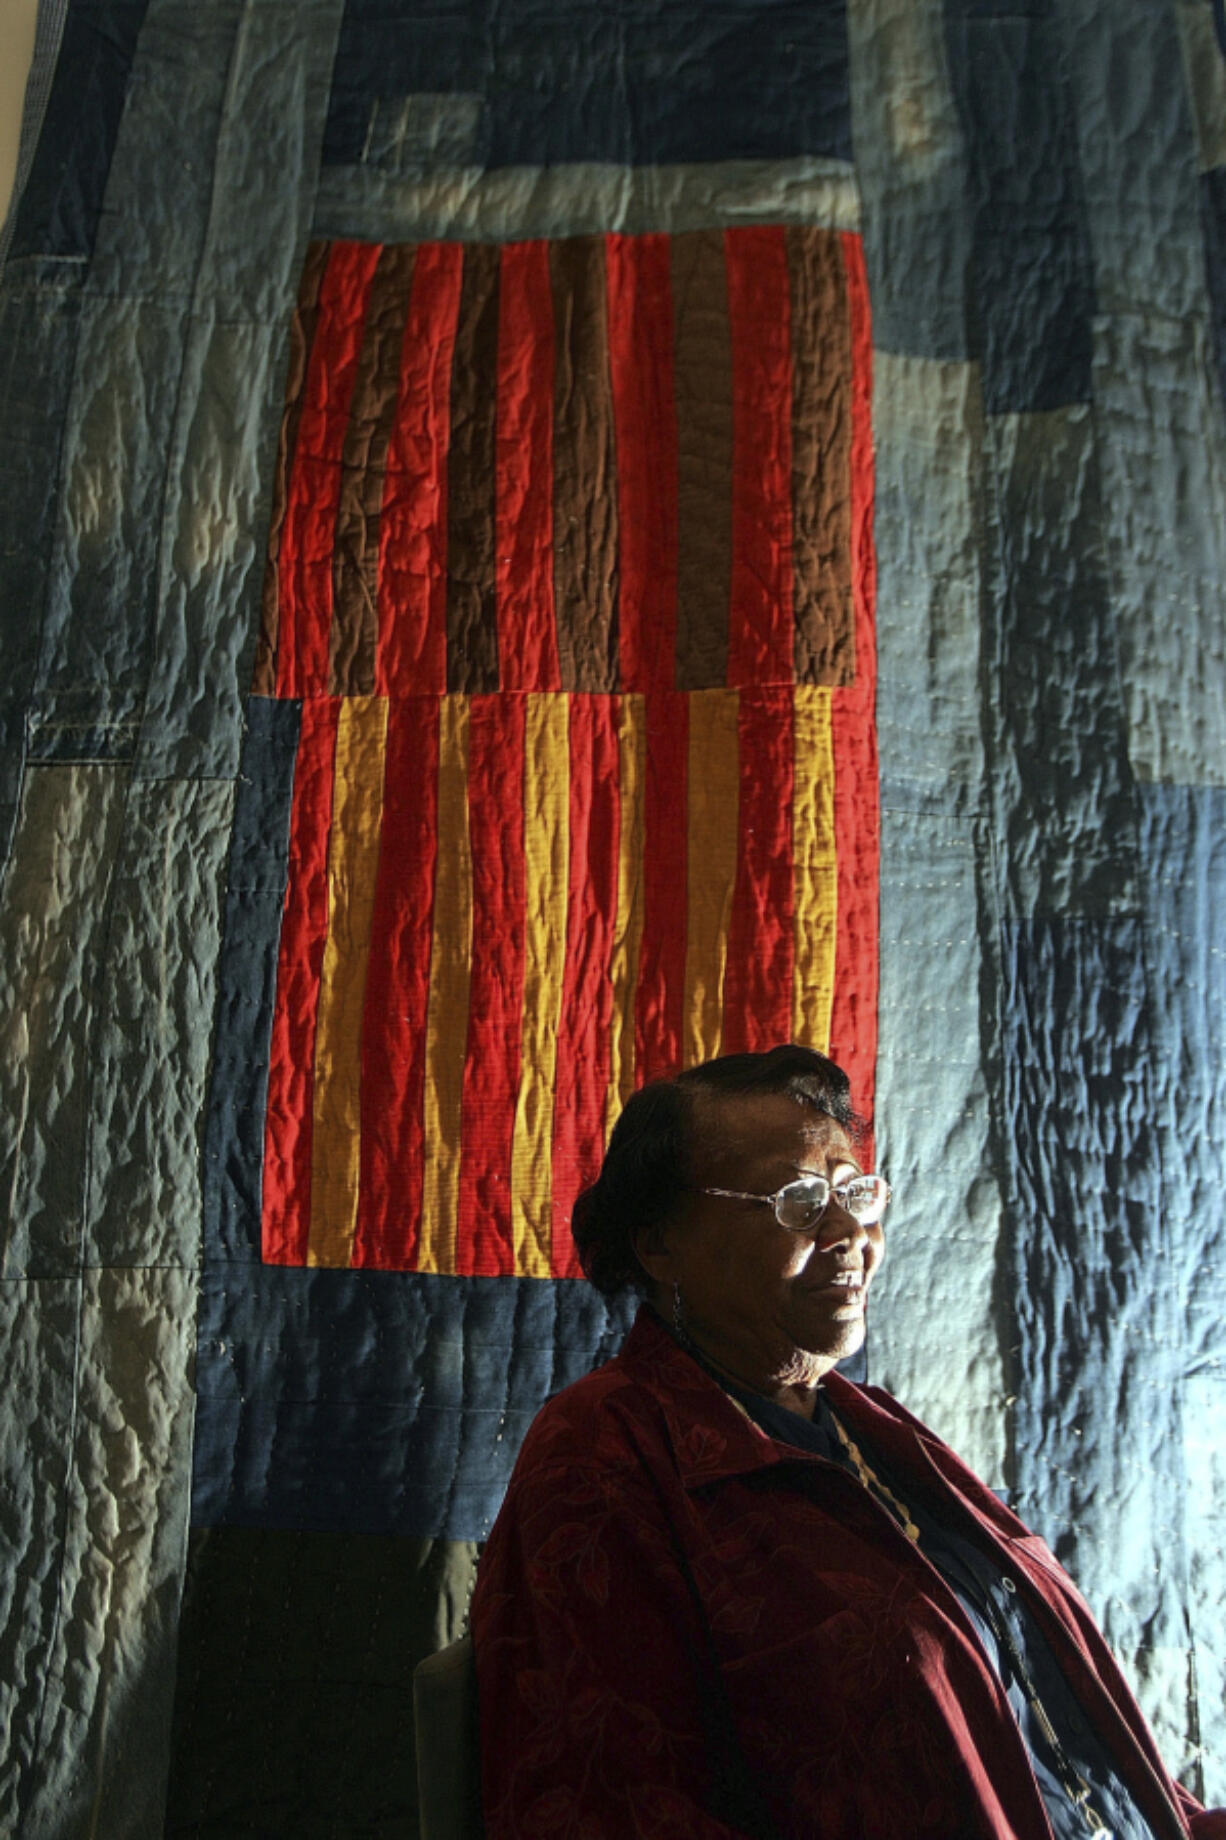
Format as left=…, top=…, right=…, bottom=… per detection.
left=2, top=0, right=1225, bottom=1826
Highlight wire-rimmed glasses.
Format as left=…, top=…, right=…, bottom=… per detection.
left=698, top=1173, right=891, bottom=1233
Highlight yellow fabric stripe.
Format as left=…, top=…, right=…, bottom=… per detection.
left=791, top=686, right=837, bottom=1051
left=683, top=690, right=740, bottom=1067
left=308, top=695, right=390, bottom=1267
left=420, top=697, right=472, bottom=1275
left=511, top=693, right=569, bottom=1277
left=605, top=694, right=647, bottom=1141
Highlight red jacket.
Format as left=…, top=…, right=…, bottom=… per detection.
left=473, top=1308, right=1224, bottom=1839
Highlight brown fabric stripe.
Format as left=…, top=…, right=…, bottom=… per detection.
left=671, top=230, right=734, bottom=691
left=787, top=227, right=854, bottom=687
left=446, top=242, right=501, bottom=694
left=549, top=236, right=619, bottom=692
left=329, top=243, right=417, bottom=696
left=254, top=239, right=330, bottom=695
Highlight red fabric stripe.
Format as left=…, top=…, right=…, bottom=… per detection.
left=376, top=240, right=465, bottom=696
left=456, top=694, right=526, bottom=1274
left=725, top=227, right=794, bottom=687
left=606, top=233, right=678, bottom=694
left=830, top=234, right=878, bottom=1144
left=352, top=698, right=440, bottom=1268
left=261, top=698, right=341, bottom=1263
left=276, top=242, right=382, bottom=699
left=496, top=241, right=560, bottom=692
left=635, top=691, right=689, bottom=1082
left=722, top=687, right=795, bottom=1054
left=551, top=696, right=620, bottom=1274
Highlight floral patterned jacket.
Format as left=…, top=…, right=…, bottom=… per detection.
left=472, top=1308, right=1224, bottom=1839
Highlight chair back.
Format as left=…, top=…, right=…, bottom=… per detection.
left=413, top=1632, right=485, bottom=1840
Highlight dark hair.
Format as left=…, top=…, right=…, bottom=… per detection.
left=571, top=1044, right=863, bottom=1296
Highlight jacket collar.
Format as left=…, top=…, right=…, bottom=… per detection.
left=615, top=1305, right=847, bottom=1490
left=614, top=1307, right=1030, bottom=1551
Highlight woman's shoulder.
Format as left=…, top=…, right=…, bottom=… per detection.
left=502, top=1308, right=783, bottom=1506
left=506, top=1348, right=662, bottom=1486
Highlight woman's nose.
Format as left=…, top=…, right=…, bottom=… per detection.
left=815, top=1198, right=867, bottom=1251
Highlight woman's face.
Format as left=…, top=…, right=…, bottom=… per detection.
left=636, top=1090, right=885, bottom=1398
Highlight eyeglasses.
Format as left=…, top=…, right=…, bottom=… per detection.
left=699, top=1172, right=891, bottom=1233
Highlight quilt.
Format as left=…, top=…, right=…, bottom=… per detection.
left=0, top=1, right=1224, bottom=1833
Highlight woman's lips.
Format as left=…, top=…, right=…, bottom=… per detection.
left=806, top=1268, right=866, bottom=1300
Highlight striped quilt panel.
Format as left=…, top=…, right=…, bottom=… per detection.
left=243, top=224, right=879, bottom=1277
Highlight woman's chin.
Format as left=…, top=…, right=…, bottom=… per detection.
left=797, top=1317, right=866, bottom=1371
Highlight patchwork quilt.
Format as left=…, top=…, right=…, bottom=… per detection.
left=0, top=0, right=1224, bottom=1832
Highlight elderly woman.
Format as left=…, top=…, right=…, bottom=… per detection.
left=471, top=1046, right=1224, bottom=1839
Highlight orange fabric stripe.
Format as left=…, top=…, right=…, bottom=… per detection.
left=419, top=697, right=473, bottom=1273
left=307, top=695, right=390, bottom=1266
left=552, top=695, right=620, bottom=1275
left=510, top=694, right=570, bottom=1278
left=683, top=691, right=740, bottom=1066
left=605, top=693, right=647, bottom=1138
left=791, top=687, right=837, bottom=1052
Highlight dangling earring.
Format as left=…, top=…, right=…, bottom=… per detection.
left=672, top=1280, right=686, bottom=1339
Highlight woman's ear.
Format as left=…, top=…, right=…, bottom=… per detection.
left=631, top=1222, right=675, bottom=1290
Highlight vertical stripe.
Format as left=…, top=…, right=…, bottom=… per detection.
left=829, top=233, right=878, bottom=1128
left=672, top=231, right=734, bottom=689
left=636, top=691, right=689, bottom=1082
left=307, top=696, right=390, bottom=1267
left=276, top=242, right=382, bottom=699
left=552, top=696, right=619, bottom=1275
left=255, top=241, right=328, bottom=695
left=331, top=243, right=416, bottom=696
left=511, top=695, right=571, bottom=1278
left=447, top=242, right=501, bottom=693
left=843, top=235, right=875, bottom=702
left=261, top=697, right=340, bottom=1264
left=204, top=697, right=301, bottom=1262
left=605, top=693, right=647, bottom=1136
left=496, top=240, right=560, bottom=691
left=726, top=227, right=795, bottom=688
left=550, top=236, right=620, bottom=692
left=683, top=690, right=741, bottom=1066
left=722, top=687, right=795, bottom=1053
left=419, top=698, right=472, bottom=1274
left=791, top=687, right=837, bottom=1051
left=456, top=694, right=526, bottom=1273
left=788, top=227, right=854, bottom=686
left=607, top=233, right=679, bottom=694
left=353, top=697, right=440, bottom=1269
left=377, top=240, right=464, bottom=696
